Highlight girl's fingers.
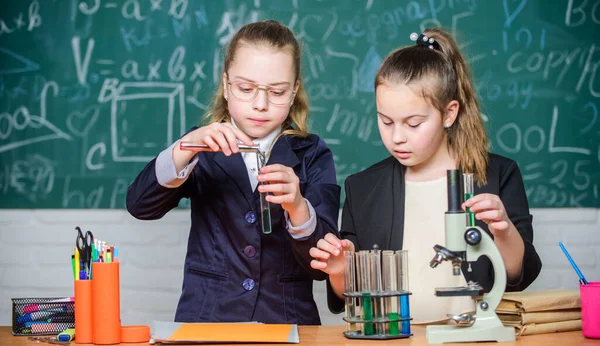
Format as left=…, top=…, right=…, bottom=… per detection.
left=258, top=172, right=289, bottom=183
left=258, top=183, right=289, bottom=194
left=266, top=194, right=294, bottom=204
left=227, top=124, right=255, bottom=146
left=489, top=220, right=509, bottom=231
left=309, top=247, right=331, bottom=260
left=211, top=131, right=232, bottom=156
left=202, top=136, right=220, bottom=152
left=317, top=238, right=342, bottom=256
left=221, top=127, right=240, bottom=154
left=325, top=233, right=343, bottom=248
left=467, top=198, right=499, bottom=213
left=475, top=210, right=502, bottom=223
left=464, top=193, right=496, bottom=207
left=310, top=259, right=327, bottom=270
left=340, top=239, right=355, bottom=252
left=259, top=164, right=290, bottom=174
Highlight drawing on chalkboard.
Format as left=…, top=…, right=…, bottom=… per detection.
left=0, top=48, right=40, bottom=75
left=0, top=81, right=72, bottom=154
left=98, top=80, right=186, bottom=162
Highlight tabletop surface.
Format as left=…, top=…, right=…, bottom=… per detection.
left=2, top=325, right=599, bottom=345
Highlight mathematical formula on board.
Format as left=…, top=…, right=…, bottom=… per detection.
left=0, top=0, right=599, bottom=208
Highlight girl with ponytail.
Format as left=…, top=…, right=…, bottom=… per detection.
left=310, top=27, right=542, bottom=323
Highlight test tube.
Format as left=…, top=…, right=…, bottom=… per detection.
left=344, top=251, right=357, bottom=333
left=369, top=249, right=384, bottom=335
left=179, top=142, right=272, bottom=235
left=396, top=250, right=410, bottom=335
left=382, top=251, right=399, bottom=336
left=256, top=152, right=272, bottom=234
left=464, top=173, right=475, bottom=227
left=356, top=250, right=373, bottom=336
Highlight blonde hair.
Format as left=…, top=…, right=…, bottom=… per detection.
left=374, top=27, right=489, bottom=185
left=204, top=20, right=309, bottom=138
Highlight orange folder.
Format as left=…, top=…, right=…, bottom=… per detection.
left=151, top=321, right=299, bottom=343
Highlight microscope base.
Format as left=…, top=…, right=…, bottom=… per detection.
left=426, top=321, right=515, bottom=344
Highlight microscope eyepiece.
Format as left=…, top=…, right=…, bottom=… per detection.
left=446, top=170, right=464, bottom=213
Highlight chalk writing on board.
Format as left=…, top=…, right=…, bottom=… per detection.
left=0, top=0, right=42, bottom=36
left=0, top=48, right=40, bottom=75
left=0, top=81, right=72, bottom=154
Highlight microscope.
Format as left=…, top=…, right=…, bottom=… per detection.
left=425, top=170, right=515, bottom=344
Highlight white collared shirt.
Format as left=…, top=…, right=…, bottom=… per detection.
left=231, top=120, right=281, bottom=192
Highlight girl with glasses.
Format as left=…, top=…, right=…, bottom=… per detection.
left=127, top=20, right=341, bottom=325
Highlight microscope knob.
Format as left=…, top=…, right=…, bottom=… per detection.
left=465, top=228, right=482, bottom=245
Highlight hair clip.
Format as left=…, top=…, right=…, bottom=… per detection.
left=410, top=32, right=440, bottom=50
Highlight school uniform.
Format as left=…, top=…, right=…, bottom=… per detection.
left=327, top=153, right=542, bottom=317
left=127, top=127, right=341, bottom=325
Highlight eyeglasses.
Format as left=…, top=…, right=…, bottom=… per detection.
left=227, top=80, right=296, bottom=106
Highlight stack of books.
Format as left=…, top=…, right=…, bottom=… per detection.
left=497, top=290, right=581, bottom=336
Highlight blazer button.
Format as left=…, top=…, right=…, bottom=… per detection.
left=242, top=278, right=255, bottom=291
left=244, top=211, right=257, bottom=224
left=244, top=245, right=256, bottom=258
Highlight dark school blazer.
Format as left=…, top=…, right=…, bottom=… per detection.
left=127, top=133, right=341, bottom=325
left=328, top=153, right=542, bottom=313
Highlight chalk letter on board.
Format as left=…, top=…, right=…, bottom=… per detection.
left=79, top=0, right=100, bottom=15
left=150, top=0, right=162, bottom=11
left=565, top=0, right=587, bottom=27
left=122, top=0, right=146, bottom=21
left=548, top=106, right=591, bottom=155
left=28, top=0, right=42, bottom=32
left=503, top=0, right=527, bottom=28
left=98, top=78, right=121, bottom=103
left=169, top=0, right=188, bottom=20
left=576, top=44, right=599, bottom=96
left=86, top=142, right=106, bottom=171
left=168, top=47, right=186, bottom=82
left=148, top=60, right=162, bottom=81
left=189, top=61, right=206, bottom=81
left=72, top=36, right=95, bottom=85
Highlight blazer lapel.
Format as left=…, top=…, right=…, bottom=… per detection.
left=389, top=159, right=405, bottom=250
left=213, top=152, right=254, bottom=208
left=266, top=136, right=301, bottom=169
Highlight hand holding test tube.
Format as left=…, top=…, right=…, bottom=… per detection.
left=180, top=142, right=272, bottom=234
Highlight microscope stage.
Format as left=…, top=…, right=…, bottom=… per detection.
left=434, top=286, right=484, bottom=297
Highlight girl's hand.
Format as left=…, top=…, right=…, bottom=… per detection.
left=257, top=164, right=304, bottom=213
left=463, top=193, right=513, bottom=237
left=309, top=233, right=355, bottom=276
left=183, top=122, right=255, bottom=156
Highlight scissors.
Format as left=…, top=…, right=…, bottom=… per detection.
left=75, top=226, right=94, bottom=279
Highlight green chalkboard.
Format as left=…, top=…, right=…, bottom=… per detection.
left=0, top=0, right=599, bottom=208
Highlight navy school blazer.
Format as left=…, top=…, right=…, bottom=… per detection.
left=127, top=133, right=341, bottom=325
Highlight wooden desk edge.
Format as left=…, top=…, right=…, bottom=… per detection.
left=1, top=325, right=595, bottom=345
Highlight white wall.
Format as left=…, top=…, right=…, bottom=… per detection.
left=1, top=209, right=599, bottom=326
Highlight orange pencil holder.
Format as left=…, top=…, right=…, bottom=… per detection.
left=74, top=280, right=93, bottom=343
left=91, top=262, right=121, bottom=344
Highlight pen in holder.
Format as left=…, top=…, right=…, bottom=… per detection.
left=74, top=280, right=92, bottom=343
left=180, top=142, right=272, bottom=234
left=343, top=248, right=412, bottom=340
left=91, top=262, right=121, bottom=344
